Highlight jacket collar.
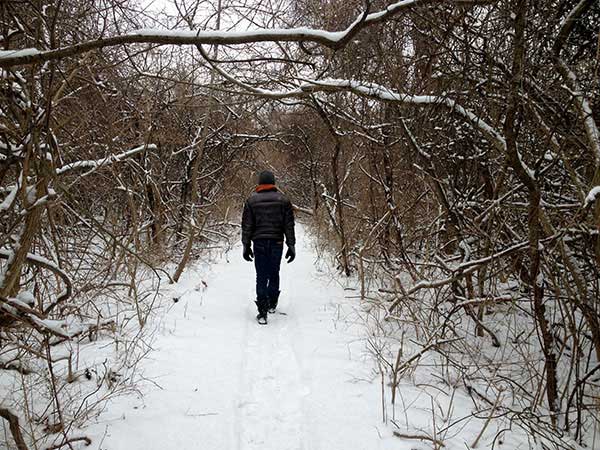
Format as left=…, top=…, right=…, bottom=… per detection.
left=256, top=184, right=277, bottom=193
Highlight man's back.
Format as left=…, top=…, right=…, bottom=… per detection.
left=242, top=187, right=295, bottom=246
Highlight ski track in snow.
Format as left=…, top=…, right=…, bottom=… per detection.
left=91, top=228, right=399, bottom=450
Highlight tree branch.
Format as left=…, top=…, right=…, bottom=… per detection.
left=0, top=407, right=29, bottom=450
left=0, top=1, right=497, bottom=68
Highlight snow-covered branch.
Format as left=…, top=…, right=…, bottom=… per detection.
left=552, top=0, right=596, bottom=58
left=584, top=186, right=600, bottom=208
left=0, top=296, right=70, bottom=338
left=0, top=249, right=72, bottom=310
left=551, top=0, right=600, bottom=170
left=556, top=61, right=600, bottom=170
left=56, top=143, right=157, bottom=176
left=203, top=63, right=508, bottom=154
left=0, top=1, right=495, bottom=68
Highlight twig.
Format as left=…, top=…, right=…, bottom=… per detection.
left=45, top=436, right=91, bottom=450
left=393, top=431, right=445, bottom=447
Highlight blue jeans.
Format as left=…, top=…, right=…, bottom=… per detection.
left=253, top=239, right=283, bottom=313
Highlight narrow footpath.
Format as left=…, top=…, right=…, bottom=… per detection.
left=92, top=228, right=399, bottom=450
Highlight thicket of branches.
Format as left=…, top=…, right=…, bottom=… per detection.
left=268, top=1, right=600, bottom=447
left=1, top=0, right=599, bottom=448
left=0, top=1, right=277, bottom=448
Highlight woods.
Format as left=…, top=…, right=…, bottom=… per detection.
left=1, top=0, right=599, bottom=449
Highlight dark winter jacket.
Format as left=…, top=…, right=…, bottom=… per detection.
left=241, top=186, right=295, bottom=246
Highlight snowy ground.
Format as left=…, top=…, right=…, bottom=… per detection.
left=89, top=228, right=400, bottom=450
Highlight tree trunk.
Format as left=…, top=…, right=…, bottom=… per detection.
left=331, top=138, right=351, bottom=276
left=503, top=0, right=558, bottom=424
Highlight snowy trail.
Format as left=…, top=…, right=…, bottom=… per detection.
left=91, top=228, right=399, bottom=450
left=236, top=306, right=307, bottom=450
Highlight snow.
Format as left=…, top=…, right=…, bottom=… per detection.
left=16, top=290, right=35, bottom=306
left=0, top=249, right=63, bottom=276
left=0, top=48, right=41, bottom=58
left=25, top=185, right=37, bottom=204
left=1, top=227, right=563, bottom=448
left=584, top=186, right=600, bottom=207
left=30, top=317, right=70, bottom=337
left=458, top=240, right=471, bottom=262
left=5, top=296, right=31, bottom=310
left=87, top=227, right=400, bottom=449
left=0, top=172, right=22, bottom=212
left=369, top=1, right=417, bottom=19
left=131, top=27, right=347, bottom=42
left=535, top=271, right=544, bottom=288
left=0, top=183, right=18, bottom=211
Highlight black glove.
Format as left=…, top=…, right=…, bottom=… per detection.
left=285, top=245, right=296, bottom=263
left=243, top=244, right=254, bottom=262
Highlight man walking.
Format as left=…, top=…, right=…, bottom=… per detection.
left=242, top=170, right=296, bottom=325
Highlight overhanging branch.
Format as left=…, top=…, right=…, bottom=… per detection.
left=0, top=0, right=497, bottom=68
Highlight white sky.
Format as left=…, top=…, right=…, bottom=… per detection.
left=138, top=0, right=293, bottom=31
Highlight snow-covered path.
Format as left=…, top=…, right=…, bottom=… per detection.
left=92, top=229, right=398, bottom=450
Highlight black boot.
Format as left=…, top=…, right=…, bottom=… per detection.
left=268, top=291, right=280, bottom=314
left=255, top=300, right=268, bottom=325
left=256, top=313, right=267, bottom=325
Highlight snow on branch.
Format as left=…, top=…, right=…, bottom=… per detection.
left=203, top=57, right=508, bottom=154
left=306, top=79, right=507, bottom=150
left=551, top=1, right=600, bottom=169
left=0, top=249, right=72, bottom=312
left=0, top=172, right=22, bottom=213
left=552, top=0, right=596, bottom=58
left=584, top=186, right=600, bottom=208
left=0, top=1, right=495, bottom=67
left=0, top=295, right=71, bottom=338
left=293, top=204, right=314, bottom=216
left=203, top=54, right=538, bottom=182
left=557, top=61, right=600, bottom=169
left=382, top=237, right=560, bottom=315
left=56, top=143, right=157, bottom=176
